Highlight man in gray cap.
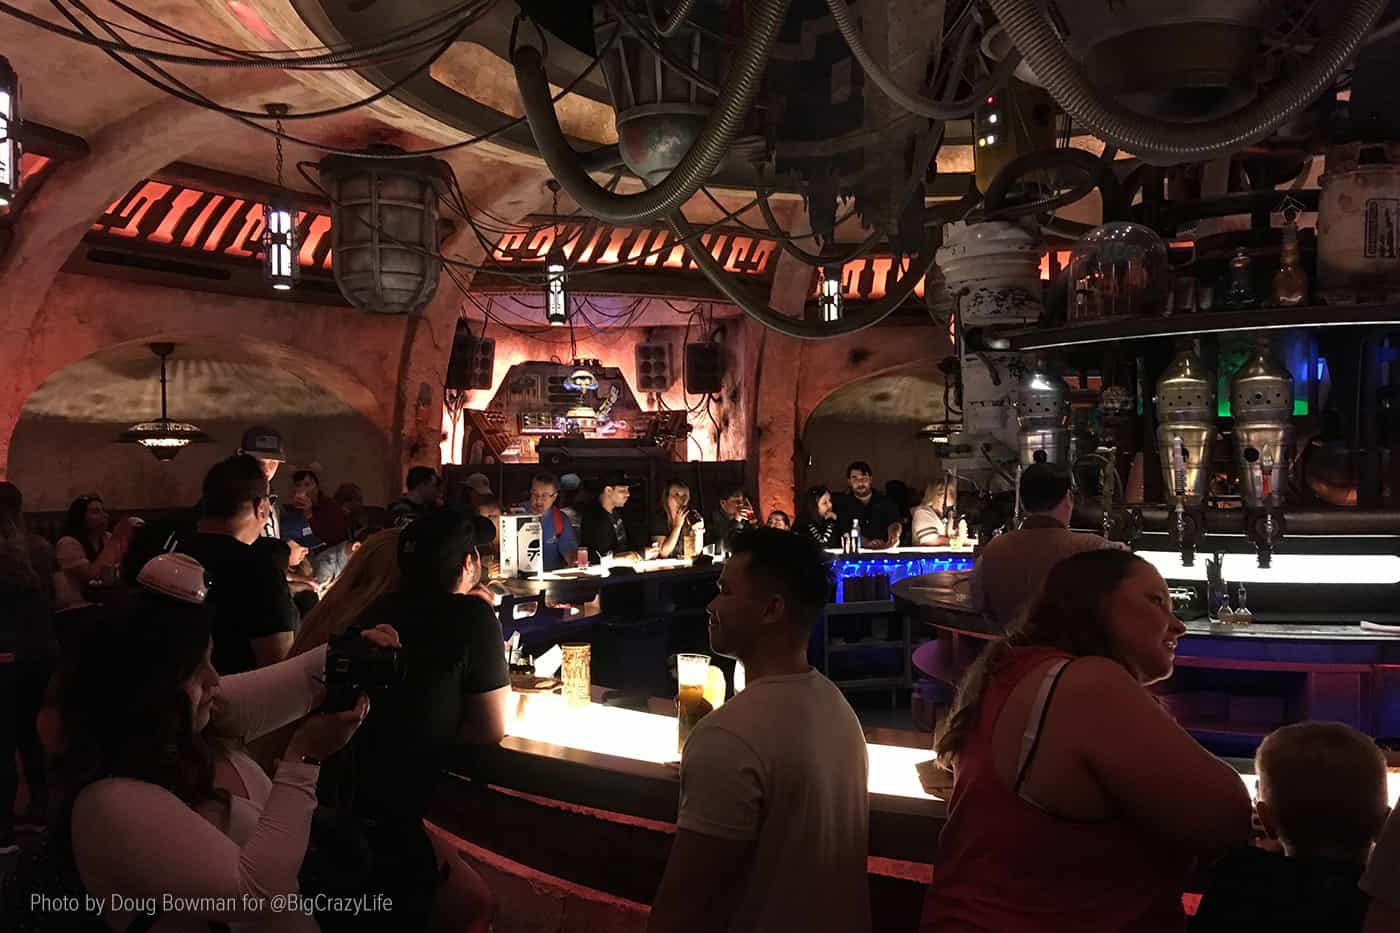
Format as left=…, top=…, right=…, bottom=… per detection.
left=238, top=425, right=287, bottom=540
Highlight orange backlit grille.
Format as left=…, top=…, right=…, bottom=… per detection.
left=92, top=178, right=333, bottom=270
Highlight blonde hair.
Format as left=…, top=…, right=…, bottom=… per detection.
left=291, top=528, right=402, bottom=657
left=920, top=478, right=950, bottom=511
left=1256, top=721, right=1388, bottom=855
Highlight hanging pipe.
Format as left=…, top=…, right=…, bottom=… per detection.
left=511, top=0, right=791, bottom=225
left=984, top=0, right=1385, bottom=164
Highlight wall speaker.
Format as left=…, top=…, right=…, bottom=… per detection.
left=684, top=342, right=724, bottom=395
left=635, top=342, right=673, bottom=391
left=445, top=319, right=496, bottom=390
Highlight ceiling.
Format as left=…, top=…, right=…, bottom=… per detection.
left=20, top=340, right=359, bottom=422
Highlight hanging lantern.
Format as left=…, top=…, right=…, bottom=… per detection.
left=116, top=344, right=212, bottom=462
left=319, top=148, right=450, bottom=315
left=0, top=56, right=19, bottom=208
left=818, top=266, right=843, bottom=323
left=546, top=245, right=568, bottom=326
left=263, top=194, right=299, bottom=291
left=262, top=110, right=298, bottom=291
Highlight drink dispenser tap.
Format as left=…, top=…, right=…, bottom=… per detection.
left=1230, top=337, right=1293, bottom=568
left=1155, top=345, right=1216, bottom=568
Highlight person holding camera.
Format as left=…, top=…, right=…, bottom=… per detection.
left=46, top=554, right=398, bottom=933
left=318, top=509, right=510, bottom=932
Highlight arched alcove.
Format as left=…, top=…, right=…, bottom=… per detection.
left=801, top=361, right=948, bottom=495
left=9, top=338, right=389, bottom=511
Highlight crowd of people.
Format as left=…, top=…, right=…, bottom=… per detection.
left=7, top=438, right=1400, bottom=932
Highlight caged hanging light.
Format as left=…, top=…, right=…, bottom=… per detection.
left=0, top=55, right=20, bottom=208
left=116, top=343, right=212, bottom=461
left=262, top=105, right=299, bottom=292
left=543, top=180, right=568, bottom=326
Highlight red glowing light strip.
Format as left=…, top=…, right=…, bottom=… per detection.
left=18, top=153, right=51, bottom=187
left=92, top=178, right=334, bottom=270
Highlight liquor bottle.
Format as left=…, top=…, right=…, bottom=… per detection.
left=851, top=518, right=862, bottom=554
left=1272, top=221, right=1308, bottom=307
left=1234, top=583, right=1253, bottom=625
left=1224, top=247, right=1259, bottom=309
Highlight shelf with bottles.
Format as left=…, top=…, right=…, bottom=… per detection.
left=1002, top=301, right=1400, bottom=351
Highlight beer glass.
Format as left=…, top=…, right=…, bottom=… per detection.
left=677, top=653, right=713, bottom=751
left=561, top=643, right=591, bottom=708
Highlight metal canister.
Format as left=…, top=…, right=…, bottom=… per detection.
left=1154, top=346, right=1217, bottom=505
left=1318, top=142, right=1400, bottom=303
left=1014, top=360, right=1070, bottom=466
left=1230, top=337, right=1294, bottom=507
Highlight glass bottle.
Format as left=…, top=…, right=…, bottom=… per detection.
left=1234, top=583, right=1252, bottom=625
left=1272, top=222, right=1308, bottom=307
left=851, top=518, right=862, bottom=554
left=1224, top=247, right=1259, bottom=309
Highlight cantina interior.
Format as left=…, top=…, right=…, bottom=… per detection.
left=6, top=1, right=1400, bottom=931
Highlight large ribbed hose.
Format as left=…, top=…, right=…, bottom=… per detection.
left=825, top=0, right=1022, bottom=119
left=666, top=209, right=936, bottom=339
left=513, top=0, right=791, bottom=226
left=986, top=0, right=1385, bottom=165
left=648, top=0, right=700, bottom=37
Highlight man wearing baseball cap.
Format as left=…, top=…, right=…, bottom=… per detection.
left=237, top=425, right=287, bottom=540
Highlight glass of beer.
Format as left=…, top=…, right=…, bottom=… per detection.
left=561, top=643, right=591, bottom=708
left=677, top=653, right=714, bottom=751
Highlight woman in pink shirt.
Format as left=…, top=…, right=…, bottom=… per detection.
left=923, top=549, right=1252, bottom=932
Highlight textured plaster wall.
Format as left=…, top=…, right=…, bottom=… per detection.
left=10, top=413, right=387, bottom=513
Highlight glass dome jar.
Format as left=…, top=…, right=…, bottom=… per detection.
left=1067, top=221, right=1169, bottom=321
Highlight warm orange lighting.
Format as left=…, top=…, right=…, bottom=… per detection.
left=99, top=181, right=173, bottom=238
left=488, top=217, right=776, bottom=278
left=223, top=208, right=266, bottom=259
left=148, top=188, right=205, bottom=245
left=18, top=152, right=50, bottom=187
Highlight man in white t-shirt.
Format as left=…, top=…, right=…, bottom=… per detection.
left=648, top=527, right=871, bottom=933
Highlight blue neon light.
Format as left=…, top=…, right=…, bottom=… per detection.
left=830, top=554, right=974, bottom=602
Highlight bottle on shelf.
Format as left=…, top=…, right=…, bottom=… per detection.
left=1272, top=221, right=1308, bottom=307
left=1224, top=247, right=1259, bottom=309
left=1234, top=583, right=1252, bottom=625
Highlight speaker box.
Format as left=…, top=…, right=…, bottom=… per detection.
left=635, top=342, right=673, bottom=391
left=445, top=319, right=496, bottom=390
left=684, top=342, right=724, bottom=394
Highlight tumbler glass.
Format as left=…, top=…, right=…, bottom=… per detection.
left=677, top=653, right=714, bottom=751
left=561, top=643, right=591, bottom=708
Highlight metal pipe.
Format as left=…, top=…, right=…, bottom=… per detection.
left=1075, top=503, right=1400, bottom=536
left=511, top=0, right=791, bottom=224
left=984, top=0, right=1385, bottom=164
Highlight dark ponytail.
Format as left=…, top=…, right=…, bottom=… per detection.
left=935, top=548, right=1147, bottom=767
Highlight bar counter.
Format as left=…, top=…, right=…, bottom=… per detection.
left=429, top=687, right=1400, bottom=932
left=894, top=570, right=1400, bottom=745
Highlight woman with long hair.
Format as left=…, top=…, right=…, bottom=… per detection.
left=52, top=570, right=384, bottom=933
left=291, top=528, right=401, bottom=658
left=53, top=495, right=133, bottom=610
left=911, top=478, right=952, bottom=546
left=798, top=485, right=839, bottom=548
left=922, top=549, right=1252, bottom=932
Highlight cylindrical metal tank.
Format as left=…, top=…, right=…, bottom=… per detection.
left=1155, top=346, right=1216, bottom=506
left=1015, top=361, right=1070, bottom=465
left=936, top=220, right=1044, bottom=328
left=1230, top=337, right=1295, bottom=507
left=1318, top=142, right=1400, bottom=303
left=319, top=151, right=450, bottom=315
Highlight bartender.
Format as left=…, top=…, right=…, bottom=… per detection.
left=520, top=471, right=578, bottom=571
left=651, top=478, right=701, bottom=559
left=833, top=460, right=902, bottom=549
left=581, top=471, right=641, bottom=563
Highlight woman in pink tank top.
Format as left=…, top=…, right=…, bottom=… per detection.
left=922, top=549, right=1253, bottom=933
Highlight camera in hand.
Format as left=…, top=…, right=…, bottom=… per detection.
left=322, top=629, right=402, bottom=712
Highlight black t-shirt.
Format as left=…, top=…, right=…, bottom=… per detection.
left=1191, top=847, right=1368, bottom=933
left=582, top=505, right=630, bottom=560
left=176, top=532, right=298, bottom=676
left=649, top=510, right=695, bottom=558
left=708, top=509, right=744, bottom=552
left=833, top=491, right=902, bottom=541
left=328, top=590, right=508, bottom=824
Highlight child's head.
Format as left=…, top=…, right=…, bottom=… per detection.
left=1255, top=721, right=1388, bottom=860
